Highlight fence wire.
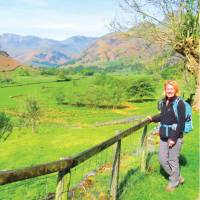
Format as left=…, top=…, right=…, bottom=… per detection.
left=0, top=173, right=57, bottom=200
left=0, top=125, right=159, bottom=200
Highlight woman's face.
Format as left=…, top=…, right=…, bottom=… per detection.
left=165, top=84, right=176, bottom=98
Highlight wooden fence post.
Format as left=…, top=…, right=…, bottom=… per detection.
left=55, top=168, right=71, bottom=200
left=140, top=125, right=148, bottom=172
left=110, top=135, right=121, bottom=200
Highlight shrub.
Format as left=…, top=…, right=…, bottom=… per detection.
left=40, top=68, right=57, bottom=76
left=55, top=92, right=65, bottom=105
left=108, top=80, right=126, bottom=108
left=16, top=68, right=30, bottom=76
left=0, top=112, right=13, bottom=141
left=81, top=68, right=95, bottom=76
left=57, top=69, right=72, bottom=81
left=85, top=75, right=126, bottom=108
left=20, top=98, right=41, bottom=133
left=127, top=77, right=156, bottom=99
left=0, top=76, right=14, bottom=84
left=161, top=65, right=183, bottom=79
left=93, top=73, right=112, bottom=86
left=84, top=86, right=108, bottom=107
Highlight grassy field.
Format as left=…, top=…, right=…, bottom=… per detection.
left=0, top=71, right=198, bottom=199
left=120, top=112, right=199, bottom=200
left=0, top=73, right=150, bottom=169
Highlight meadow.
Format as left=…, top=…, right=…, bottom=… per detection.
left=0, top=72, right=155, bottom=168
left=0, top=69, right=198, bottom=199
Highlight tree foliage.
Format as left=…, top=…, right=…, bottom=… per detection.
left=55, top=91, right=66, bottom=105
left=65, top=74, right=126, bottom=108
left=116, top=0, right=200, bottom=110
left=57, top=69, right=71, bottom=81
left=127, top=77, right=156, bottom=99
left=21, top=98, right=41, bottom=133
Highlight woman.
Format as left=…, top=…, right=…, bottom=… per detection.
left=148, top=80, right=185, bottom=192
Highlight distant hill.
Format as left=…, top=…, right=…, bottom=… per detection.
left=0, top=34, right=97, bottom=67
left=0, top=28, right=164, bottom=69
left=0, top=50, right=21, bottom=72
left=73, top=31, right=162, bottom=66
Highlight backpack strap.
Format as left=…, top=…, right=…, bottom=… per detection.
left=157, top=99, right=164, bottom=111
left=172, top=97, right=181, bottom=121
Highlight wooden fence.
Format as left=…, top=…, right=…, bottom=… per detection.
left=0, top=114, right=159, bottom=200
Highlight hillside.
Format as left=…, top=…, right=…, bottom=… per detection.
left=0, top=50, right=21, bottom=71
left=0, top=34, right=97, bottom=67
left=0, top=30, right=165, bottom=68
left=66, top=31, right=163, bottom=67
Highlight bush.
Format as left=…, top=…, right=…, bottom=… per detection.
left=127, top=77, right=156, bottom=99
left=20, top=98, right=41, bottom=133
left=0, top=112, right=13, bottom=141
left=108, top=79, right=126, bottom=108
left=57, top=69, right=72, bottom=81
left=16, top=68, right=30, bottom=76
left=71, top=93, right=85, bottom=107
left=84, top=75, right=126, bottom=108
left=55, top=92, right=65, bottom=105
left=161, top=64, right=183, bottom=79
left=93, top=73, right=111, bottom=86
left=80, top=68, right=95, bottom=76
left=40, top=68, right=57, bottom=76
left=84, top=86, right=108, bottom=107
left=0, top=76, right=14, bottom=84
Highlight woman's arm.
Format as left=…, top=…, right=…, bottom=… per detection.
left=151, top=113, right=161, bottom=122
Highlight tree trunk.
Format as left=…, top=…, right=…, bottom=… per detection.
left=176, top=38, right=200, bottom=112
left=185, top=53, right=200, bottom=112
left=32, top=120, right=36, bottom=133
left=193, top=67, right=200, bottom=112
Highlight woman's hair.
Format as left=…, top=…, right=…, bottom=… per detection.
left=164, top=80, right=180, bottom=96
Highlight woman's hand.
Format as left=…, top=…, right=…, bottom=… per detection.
left=168, top=139, right=175, bottom=148
left=147, top=116, right=152, bottom=122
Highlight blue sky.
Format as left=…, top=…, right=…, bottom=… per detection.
left=0, top=0, right=119, bottom=40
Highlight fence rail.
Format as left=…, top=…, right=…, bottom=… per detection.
left=0, top=114, right=159, bottom=199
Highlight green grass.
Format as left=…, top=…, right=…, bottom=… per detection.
left=0, top=72, right=198, bottom=199
left=119, top=112, right=199, bottom=200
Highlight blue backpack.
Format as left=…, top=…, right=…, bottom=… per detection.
left=172, top=97, right=193, bottom=134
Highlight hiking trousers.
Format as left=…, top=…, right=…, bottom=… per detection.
left=158, top=138, right=183, bottom=187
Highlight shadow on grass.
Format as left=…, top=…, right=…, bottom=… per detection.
left=117, top=167, right=140, bottom=199
left=146, top=151, right=158, bottom=172
left=0, top=79, right=71, bottom=88
left=128, top=98, right=156, bottom=103
left=63, top=102, right=129, bottom=109
left=179, top=154, right=188, bottom=166
left=160, top=154, right=188, bottom=180
left=117, top=153, right=187, bottom=199
left=117, top=152, right=158, bottom=199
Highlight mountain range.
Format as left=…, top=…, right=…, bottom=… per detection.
left=0, top=28, right=163, bottom=68
left=0, top=34, right=97, bottom=67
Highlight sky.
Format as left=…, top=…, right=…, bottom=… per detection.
left=0, top=0, right=120, bottom=40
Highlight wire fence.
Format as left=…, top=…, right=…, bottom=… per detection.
left=0, top=173, right=57, bottom=200
left=0, top=120, right=160, bottom=200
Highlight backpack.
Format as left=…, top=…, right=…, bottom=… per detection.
left=172, top=97, right=193, bottom=134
